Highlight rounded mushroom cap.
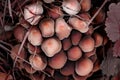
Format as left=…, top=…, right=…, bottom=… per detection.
left=39, top=18, right=54, bottom=37
left=41, top=38, right=62, bottom=57
left=80, top=0, right=91, bottom=11
left=75, top=58, right=93, bottom=76
left=48, top=51, right=67, bottom=69
left=11, top=44, right=26, bottom=61
left=24, top=2, right=43, bottom=25
left=67, top=46, right=82, bottom=61
left=55, top=18, right=72, bottom=40
left=62, top=0, right=81, bottom=15
left=69, top=17, right=89, bottom=33
left=79, top=36, right=95, bottom=52
left=29, top=55, right=47, bottom=70
left=28, top=27, right=42, bottom=46
left=13, top=25, right=26, bottom=42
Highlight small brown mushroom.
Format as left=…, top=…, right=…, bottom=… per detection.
left=39, top=18, right=54, bottom=37
left=29, top=55, right=47, bottom=70
left=55, top=18, right=72, bottom=40
left=69, top=16, right=89, bottom=33
left=71, top=30, right=82, bottom=45
left=67, top=46, right=82, bottom=61
left=75, top=58, right=93, bottom=76
left=48, top=50, right=67, bottom=69
left=28, top=26, right=42, bottom=46
left=62, top=38, right=72, bottom=51
left=79, top=36, right=95, bottom=52
left=41, top=38, right=62, bottom=57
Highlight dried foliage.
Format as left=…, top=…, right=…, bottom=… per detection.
left=105, top=2, right=120, bottom=42
left=113, top=39, right=120, bottom=57
left=100, top=48, right=120, bottom=76
left=105, top=2, right=120, bottom=57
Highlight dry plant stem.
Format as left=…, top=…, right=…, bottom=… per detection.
left=2, top=0, right=7, bottom=28
left=0, top=40, right=13, bottom=48
left=0, top=65, right=6, bottom=73
left=0, top=43, right=30, bottom=65
left=87, top=0, right=108, bottom=26
left=0, top=44, right=11, bottom=53
left=8, top=0, right=13, bottom=23
left=13, top=27, right=32, bottom=68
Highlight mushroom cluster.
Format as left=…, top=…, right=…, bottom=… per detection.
left=0, top=0, right=108, bottom=80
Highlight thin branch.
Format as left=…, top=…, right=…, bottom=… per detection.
left=13, top=27, right=32, bottom=68
left=87, top=0, right=108, bottom=26
left=8, top=0, right=13, bottom=23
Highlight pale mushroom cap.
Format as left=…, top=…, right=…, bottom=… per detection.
left=29, top=55, right=47, bottom=70
left=24, top=2, right=43, bottom=25
left=48, top=51, right=67, bottom=69
left=56, top=18, right=72, bottom=40
left=69, top=17, right=89, bottom=33
left=39, top=18, right=54, bottom=37
left=62, top=0, right=81, bottom=15
left=41, top=38, right=62, bottom=57
left=28, top=27, right=42, bottom=46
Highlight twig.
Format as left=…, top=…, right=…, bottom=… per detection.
left=2, top=0, right=7, bottom=28
left=8, top=0, right=14, bottom=23
left=13, top=28, right=31, bottom=68
left=87, top=0, right=108, bottom=26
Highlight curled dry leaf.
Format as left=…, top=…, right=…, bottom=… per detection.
left=105, top=2, right=120, bottom=42
left=113, top=39, right=120, bottom=57
left=100, top=48, right=120, bottom=76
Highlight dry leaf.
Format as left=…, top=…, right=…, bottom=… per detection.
left=105, top=2, right=120, bottom=42
left=113, top=39, right=120, bottom=57
left=100, top=48, right=120, bottom=76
